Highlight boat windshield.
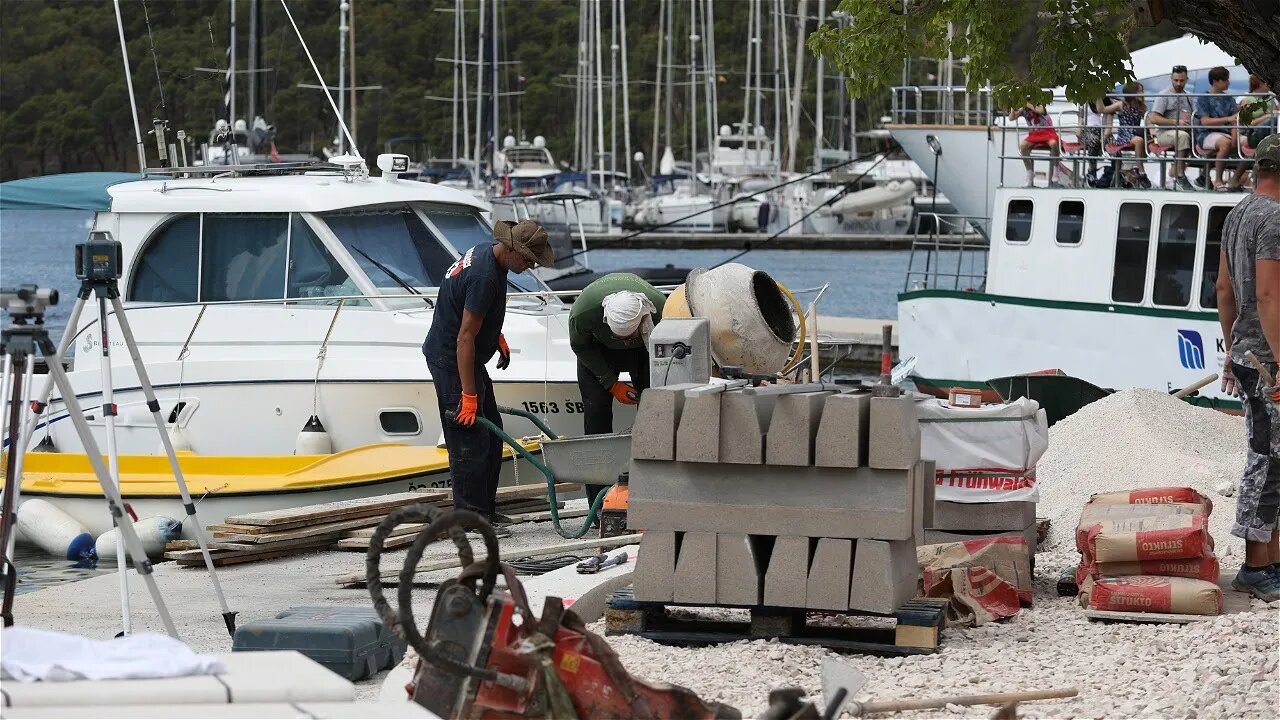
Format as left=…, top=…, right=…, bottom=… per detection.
left=419, top=206, right=548, bottom=294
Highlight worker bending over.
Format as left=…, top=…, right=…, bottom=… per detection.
left=569, top=273, right=666, bottom=505
left=423, top=220, right=554, bottom=528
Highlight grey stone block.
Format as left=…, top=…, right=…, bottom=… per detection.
left=633, top=530, right=677, bottom=602
left=673, top=531, right=717, bottom=604
left=912, top=462, right=925, bottom=543
left=923, top=524, right=1037, bottom=551
left=719, top=392, right=777, bottom=464
left=676, top=393, right=722, bottom=463
left=815, top=392, right=870, bottom=468
left=632, top=383, right=701, bottom=461
left=922, top=460, right=936, bottom=528
left=715, top=534, right=760, bottom=606
left=764, top=536, right=810, bottom=607
left=766, top=392, right=835, bottom=466
left=806, top=538, right=853, bottom=610
left=629, top=460, right=914, bottom=540
left=848, top=538, right=919, bottom=614
left=868, top=396, right=921, bottom=469
left=933, top=500, right=1037, bottom=532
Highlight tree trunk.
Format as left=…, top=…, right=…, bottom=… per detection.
left=1160, top=0, right=1280, bottom=88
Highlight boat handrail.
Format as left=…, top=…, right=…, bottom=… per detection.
left=903, top=213, right=991, bottom=293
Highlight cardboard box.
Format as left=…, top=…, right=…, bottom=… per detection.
left=947, top=387, right=984, bottom=408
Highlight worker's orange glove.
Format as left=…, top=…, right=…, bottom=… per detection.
left=1265, top=383, right=1280, bottom=404
left=455, top=393, right=479, bottom=426
left=609, top=381, right=639, bottom=405
left=496, top=334, right=511, bottom=370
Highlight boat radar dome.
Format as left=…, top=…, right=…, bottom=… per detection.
left=533, top=135, right=547, bottom=149
left=503, top=135, right=517, bottom=149
left=719, top=125, right=731, bottom=137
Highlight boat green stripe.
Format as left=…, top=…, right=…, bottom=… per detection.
left=898, top=289, right=1217, bottom=321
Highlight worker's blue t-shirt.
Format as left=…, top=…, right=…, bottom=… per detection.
left=422, top=242, right=507, bottom=369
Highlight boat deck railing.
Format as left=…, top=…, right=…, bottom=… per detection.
left=903, top=213, right=990, bottom=293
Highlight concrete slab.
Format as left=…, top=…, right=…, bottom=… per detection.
left=814, top=392, right=870, bottom=468
left=1, top=676, right=230, bottom=708
left=219, top=651, right=356, bottom=702
left=763, top=536, right=809, bottom=607
left=766, top=392, right=835, bottom=466
left=628, top=460, right=914, bottom=540
left=718, top=392, right=776, bottom=465
left=676, top=393, right=723, bottom=463
left=805, top=538, right=853, bottom=610
left=912, top=462, right=925, bottom=543
left=632, top=383, right=701, bottom=461
left=715, top=534, right=760, bottom=606
left=516, top=545, right=638, bottom=623
left=632, top=531, right=677, bottom=602
left=673, top=532, right=717, bottom=604
left=848, top=539, right=919, bottom=614
left=868, top=396, right=921, bottom=470
left=933, top=501, right=1037, bottom=532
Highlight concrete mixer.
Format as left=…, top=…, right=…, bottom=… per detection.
left=662, top=263, right=800, bottom=377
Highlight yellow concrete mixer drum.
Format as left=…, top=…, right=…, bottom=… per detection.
left=666, top=264, right=797, bottom=376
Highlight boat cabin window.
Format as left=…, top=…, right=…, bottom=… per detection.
left=129, top=215, right=199, bottom=302
left=200, top=213, right=289, bottom=302
left=287, top=215, right=358, bottom=301
left=1199, top=206, right=1231, bottom=309
left=421, top=207, right=544, bottom=293
left=1055, top=201, right=1084, bottom=245
left=1005, top=199, right=1033, bottom=243
left=322, top=206, right=454, bottom=298
left=1152, top=204, right=1199, bottom=307
left=1111, top=202, right=1152, bottom=303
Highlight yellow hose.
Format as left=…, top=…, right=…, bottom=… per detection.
left=777, top=281, right=807, bottom=374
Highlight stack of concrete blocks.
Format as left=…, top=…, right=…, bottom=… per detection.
left=628, top=385, right=927, bottom=615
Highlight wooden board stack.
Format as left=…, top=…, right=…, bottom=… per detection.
left=163, top=483, right=578, bottom=567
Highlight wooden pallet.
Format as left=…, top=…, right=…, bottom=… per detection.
left=1083, top=609, right=1214, bottom=624
left=604, top=588, right=949, bottom=656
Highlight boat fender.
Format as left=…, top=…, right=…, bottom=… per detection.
left=15, top=498, right=96, bottom=562
left=95, top=516, right=182, bottom=561
left=295, top=414, right=334, bottom=455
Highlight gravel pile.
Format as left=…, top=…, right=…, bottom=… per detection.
left=1035, top=389, right=1247, bottom=557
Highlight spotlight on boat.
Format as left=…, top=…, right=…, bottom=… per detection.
left=926, top=135, right=943, bottom=157
left=295, top=415, right=333, bottom=455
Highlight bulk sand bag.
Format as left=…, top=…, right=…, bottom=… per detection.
left=1083, top=514, right=1214, bottom=564
left=1074, top=502, right=1207, bottom=551
left=1080, top=575, right=1223, bottom=615
left=1077, top=557, right=1221, bottom=587
left=916, top=397, right=1048, bottom=503
left=1088, top=486, right=1214, bottom=514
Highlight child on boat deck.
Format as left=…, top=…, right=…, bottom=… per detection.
left=1113, top=81, right=1153, bottom=189
left=1009, top=99, right=1061, bottom=188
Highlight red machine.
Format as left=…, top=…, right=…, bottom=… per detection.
left=365, top=507, right=738, bottom=720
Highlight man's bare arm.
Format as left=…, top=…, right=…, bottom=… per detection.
left=1257, top=258, right=1280, bottom=361
left=457, top=309, right=483, bottom=395
left=1217, top=248, right=1237, bottom=356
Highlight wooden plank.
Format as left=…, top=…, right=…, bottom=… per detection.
left=1083, top=609, right=1212, bottom=624
left=338, top=532, right=642, bottom=587
left=212, top=515, right=391, bottom=544
left=165, top=537, right=336, bottom=566
left=221, top=491, right=450, bottom=528
left=336, top=533, right=420, bottom=551
left=210, top=533, right=349, bottom=552
left=344, top=523, right=429, bottom=540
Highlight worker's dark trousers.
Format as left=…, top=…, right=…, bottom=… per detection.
left=578, top=347, right=650, bottom=508
left=427, top=357, right=503, bottom=515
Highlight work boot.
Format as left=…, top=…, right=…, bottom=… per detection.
left=1231, top=566, right=1280, bottom=602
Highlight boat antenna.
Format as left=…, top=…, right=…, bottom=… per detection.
left=141, top=0, right=169, bottom=122
left=278, top=0, right=361, bottom=159
left=112, top=0, right=148, bottom=175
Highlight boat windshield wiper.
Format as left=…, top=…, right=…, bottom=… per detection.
left=351, top=247, right=433, bottom=307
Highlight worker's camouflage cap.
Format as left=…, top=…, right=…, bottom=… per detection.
left=494, top=219, right=555, bottom=268
left=1256, top=135, right=1280, bottom=171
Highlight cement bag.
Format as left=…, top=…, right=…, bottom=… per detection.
left=1080, top=576, right=1223, bottom=615
left=1076, top=556, right=1221, bottom=586
left=1088, top=487, right=1213, bottom=515
left=1084, top=515, right=1213, bottom=563
left=1075, top=502, right=1206, bottom=551
left=918, top=536, right=1033, bottom=607
left=916, top=397, right=1048, bottom=503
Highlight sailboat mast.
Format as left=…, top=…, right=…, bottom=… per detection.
left=619, top=0, right=632, bottom=181
left=594, top=0, right=605, bottom=186
left=786, top=0, right=807, bottom=175
left=610, top=0, right=618, bottom=180
left=814, top=0, right=824, bottom=172
left=247, top=0, right=257, bottom=125
left=490, top=0, right=498, bottom=174
left=229, top=0, right=237, bottom=126
left=337, top=0, right=347, bottom=154
left=473, top=0, right=485, bottom=184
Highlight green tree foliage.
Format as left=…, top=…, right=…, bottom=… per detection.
left=808, top=0, right=1139, bottom=108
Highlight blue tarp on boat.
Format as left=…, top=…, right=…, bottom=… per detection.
left=0, top=172, right=144, bottom=212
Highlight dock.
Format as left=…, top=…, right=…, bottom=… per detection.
left=584, top=232, right=917, bottom=250
left=814, top=316, right=898, bottom=370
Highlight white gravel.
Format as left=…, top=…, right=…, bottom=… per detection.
left=1036, top=389, right=1248, bottom=558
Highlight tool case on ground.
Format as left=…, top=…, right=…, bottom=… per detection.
left=232, top=605, right=405, bottom=681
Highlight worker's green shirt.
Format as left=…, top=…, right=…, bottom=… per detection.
left=569, top=273, right=666, bottom=388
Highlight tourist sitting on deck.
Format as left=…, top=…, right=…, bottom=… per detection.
left=1241, top=74, right=1278, bottom=151
left=1148, top=65, right=1195, bottom=191
left=1009, top=99, right=1062, bottom=188
left=1084, top=94, right=1122, bottom=180
left=1196, top=66, right=1248, bottom=191
left=1111, top=82, right=1152, bottom=189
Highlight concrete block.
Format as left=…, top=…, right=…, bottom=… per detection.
left=868, top=396, right=921, bottom=469
left=633, top=530, right=677, bottom=602
left=763, top=536, right=810, bottom=607
left=716, top=533, right=760, bottom=606
left=848, top=539, right=919, bottom=614
left=629, top=460, right=914, bottom=540
left=719, top=392, right=777, bottom=464
left=912, top=462, right=925, bottom=543
left=922, top=460, right=936, bottom=528
left=923, top=524, right=1037, bottom=551
left=814, top=392, right=870, bottom=468
left=676, top=393, right=722, bottom=463
left=766, top=392, right=835, bottom=466
left=933, top=500, right=1037, bottom=532
left=806, top=538, right=853, bottom=610
left=632, top=383, right=701, bottom=461
left=0, top=676, right=229, bottom=707
left=219, top=651, right=356, bottom=702
left=673, top=531, right=717, bottom=604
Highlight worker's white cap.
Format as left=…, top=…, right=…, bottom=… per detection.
left=602, top=291, right=656, bottom=340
